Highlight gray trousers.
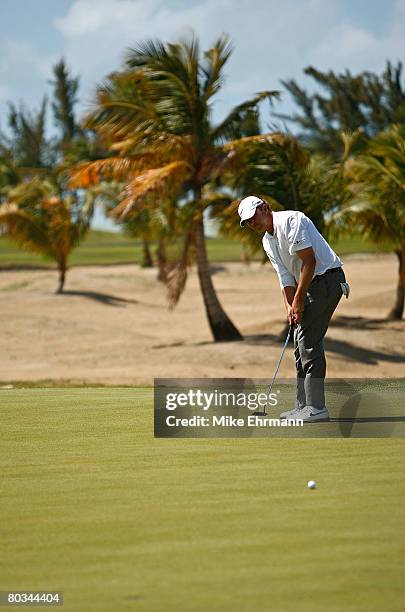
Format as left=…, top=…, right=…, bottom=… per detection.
left=294, top=267, right=346, bottom=409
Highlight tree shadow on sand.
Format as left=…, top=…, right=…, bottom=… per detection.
left=323, top=337, right=405, bottom=365
left=241, top=332, right=405, bottom=365
left=61, top=290, right=144, bottom=307
left=330, top=314, right=405, bottom=330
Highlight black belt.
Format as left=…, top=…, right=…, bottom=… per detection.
left=312, top=266, right=342, bottom=282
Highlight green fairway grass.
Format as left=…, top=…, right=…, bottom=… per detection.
left=0, top=230, right=392, bottom=269
left=1, top=387, right=404, bottom=611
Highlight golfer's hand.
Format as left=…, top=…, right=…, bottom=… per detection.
left=290, top=296, right=305, bottom=324
left=287, top=306, right=295, bottom=326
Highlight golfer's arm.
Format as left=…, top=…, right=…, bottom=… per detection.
left=282, top=286, right=296, bottom=312
left=267, top=253, right=296, bottom=312
left=295, top=247, right=317, bottom=300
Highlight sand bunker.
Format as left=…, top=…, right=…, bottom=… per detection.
left=0, top=254, right=404, bottom=384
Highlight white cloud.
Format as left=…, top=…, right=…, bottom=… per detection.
left=54, top=0, right=405, bottom=118
left=53, top=0, right=342, bottom=118
left=0, top=39, right=52, bottom=79
left=307, top=1, right=405, bottom=74
left=382, top=0, right=405, bottom=61
left=1, top=0, right=402, bottom=128
left=0, top=38, right=57, bottom=119
left=55, top=0, right=159, bottom=37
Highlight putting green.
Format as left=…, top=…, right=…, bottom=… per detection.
left=1, top=388, right=404, bottom=611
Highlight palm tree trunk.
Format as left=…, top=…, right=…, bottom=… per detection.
left=388, top=245, right=405, bottom=320
left=241, top=244, right=251, bottom=266
left=56, top=260, right=66, bottom=294
left=156, top=238, right=167, bottom=282
left=141, top=239, right=153, bottom=267
left=194, top=215, right=242, bottom=341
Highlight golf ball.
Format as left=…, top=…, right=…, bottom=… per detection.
left=307, top=480, right=317, bottom=489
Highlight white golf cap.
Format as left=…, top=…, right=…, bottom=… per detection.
left=238, top=195, right=264, bottom=227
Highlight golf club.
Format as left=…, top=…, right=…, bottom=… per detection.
left=253, top=323, right=293, bottom=416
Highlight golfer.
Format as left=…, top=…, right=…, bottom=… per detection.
left=238, top=195, right=348, bottom=422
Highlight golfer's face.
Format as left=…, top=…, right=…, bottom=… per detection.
left=247, top=204, right=268, bottom=232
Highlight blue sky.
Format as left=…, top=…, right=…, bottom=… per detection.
left=1, top=0, right=404, bottom=230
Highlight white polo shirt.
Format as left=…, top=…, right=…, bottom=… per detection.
left=262, top=210, right=342, bottom=289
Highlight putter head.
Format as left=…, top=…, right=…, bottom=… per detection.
left=252, top=410, right=267, bottom=416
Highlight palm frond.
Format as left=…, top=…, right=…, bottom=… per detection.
left=331, top=200, right=400, bottom=245
left=125, top=38, right=169, bottom=68
left=218, top=133, right=309, bottom=198
left=358, top=155, right=405, bottom=191
left=222, top=131, right=303, bottom=156
left=0, top=202, right=53, bottom=257
left=125, top=37, right=200, bottom=132
left=111, top=161, right=191, bottom=219
left=84, top=70, right=165, bottom=143
left=5, top=176, right=54, bottom=209
left=339, top=129, right=363, bottom=161
left=332, top=124, right=405, bottom=247
left=68, top=154, right=162, bottom=188
left=211, top=91, right=280, bottom=143
left=201, top=34, right=233, bottom=100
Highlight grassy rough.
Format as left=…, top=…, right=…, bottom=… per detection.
left=1, top=387, right=404, bottom=612
left=0, top=231, right=392, bottom=268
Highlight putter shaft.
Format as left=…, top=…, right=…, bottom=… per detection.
left=269, top=324, right=293, bottom=395
left=254, top=324, right=293, bottom=416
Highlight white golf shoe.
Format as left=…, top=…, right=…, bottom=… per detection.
left=296, top=406, right=330, bottom=422
left=280, top=406, right=304, bottom=418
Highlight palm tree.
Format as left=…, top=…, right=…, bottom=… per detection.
left=0, top=177, right=95, bottom=292
left=336, top=124, right=405, bottom=319
left=0, top=59, right=102, bottom=293
left=70, top=34, right=280, bottom=341
left=107, top=202, right=161, bottom=270
left=222, top=132, right=349, bottom=236
left=50, top=58, right=80, bottom=146
left=0, top=148, right=20, bottom=199
left=5, top=98, right=51, bottom=168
